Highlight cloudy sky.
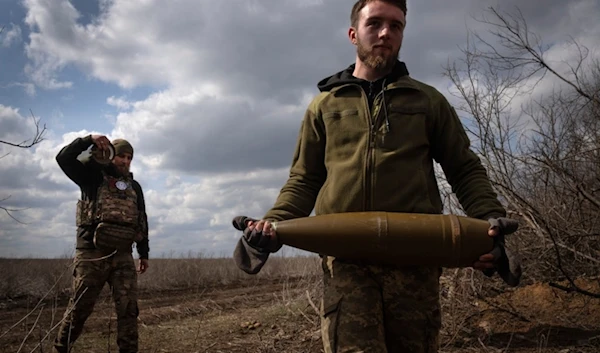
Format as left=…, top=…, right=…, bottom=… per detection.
left=1, top=0, right=599, bottom=258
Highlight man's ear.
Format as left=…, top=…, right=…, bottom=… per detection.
left=348, top=27, right=357, bottom=45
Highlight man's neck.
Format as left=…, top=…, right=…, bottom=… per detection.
left=352, top=58, right=393, bottom=82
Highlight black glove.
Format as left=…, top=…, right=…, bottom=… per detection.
left=488, top=217, right=519, bottom=235
left=232, top=216, right=282, bottom=275
left=483, top=217, right=522, bottom=287
left=232, top=216, right=281, bottom=252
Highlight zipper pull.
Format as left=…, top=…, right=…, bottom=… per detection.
left=370, top=124, right=376, bottom=148
left=382, top=86, right=390, bottom=134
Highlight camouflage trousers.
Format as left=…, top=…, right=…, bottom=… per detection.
left=320, top=256, right=442, bottom=353
left=54, top=249, right=139, bottom=353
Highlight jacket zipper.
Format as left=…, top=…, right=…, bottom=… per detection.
left=363, top=86, right=386, bottom=211
left=341, top=80, right=417, bottom=211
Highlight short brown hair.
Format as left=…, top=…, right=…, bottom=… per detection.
left=350, top=0, right=407, bottom=28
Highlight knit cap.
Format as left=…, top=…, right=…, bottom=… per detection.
left=112, top=139, right=134, bottom=157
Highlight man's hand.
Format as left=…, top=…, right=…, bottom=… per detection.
left=138, top=259, right=149, bottom=274
left=246, top=219, right=279, bottom=249
left=472, top=226, right=499, bottom=271
left=473, top=217, right=519, bottom=271
left=91, top=134, right=112, bottom=151
left=231, top=216, right=282, bottom=253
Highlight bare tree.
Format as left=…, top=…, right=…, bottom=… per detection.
left=443, top=7, right=600, bottom=297
left=1, top=110, right=47, bottom=223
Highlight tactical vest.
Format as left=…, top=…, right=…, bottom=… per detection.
left=76, top=171, right=142, bottom=251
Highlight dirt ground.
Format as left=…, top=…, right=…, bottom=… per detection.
left=1, top=276, right=599, bottom=353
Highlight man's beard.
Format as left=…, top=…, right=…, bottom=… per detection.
left=357, top=39, right=399, bottom=73
left=114, top=164, right=130, bottom=176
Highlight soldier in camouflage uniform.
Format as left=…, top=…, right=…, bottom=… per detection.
left=243, top=1, right=518, bottom=352
left=54, top=135, right=150, bottom=353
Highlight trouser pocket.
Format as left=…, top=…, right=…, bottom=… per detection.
left=321, top=295, right=342, bottom=353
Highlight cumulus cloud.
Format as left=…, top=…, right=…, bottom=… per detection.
left=22, top=0, right=353, bottom=99
left=0, top=23, right=23, bottom=48
left=22, top=0, right=600, bottom=96
left=109, top=86, right=314, bottom=173
left=106, top=96, right=132, bottom=111
left=139, top=167, right=290, bottom=256
left=0, top=83, right=36, bottom=97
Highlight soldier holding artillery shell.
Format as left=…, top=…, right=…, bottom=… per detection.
left=233, top=1, right=520, bottom=352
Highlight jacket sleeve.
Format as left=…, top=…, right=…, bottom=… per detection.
left=263, top=103, right=327, bottom=221
left=431, top=96, right=506, bottom=220
left=56, top=135, right=97, bottom=188
left=133, top=181, right=150, bottom=259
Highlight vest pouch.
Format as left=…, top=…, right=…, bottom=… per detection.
left=93, top=222, right=137, bottom=251
left=97, top=197, right=139, bottom=226
left=76, top=200, right=94, bottom=227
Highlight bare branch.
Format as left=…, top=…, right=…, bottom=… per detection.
left=0, top=196, right=29, bottom=224
left=445, top=5, right=600, bottom=299
left=549, top=282, right=600, bottom=298
left=474, top=7, right=600, bottom=106
left=0, top=110, right=47, bottom=148
left=1, top=110, right=45, bottom=223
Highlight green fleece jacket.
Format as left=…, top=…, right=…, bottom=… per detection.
left=264, top=61, right=505, bottom=221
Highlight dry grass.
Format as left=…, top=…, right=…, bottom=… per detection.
left=0, top=254, right=321, bottom=301
left=0, top=258, right=73, bottom=300
left=0, top=254, right=322, bottom=353
left=1, top=256, right=599, bottom=352
left=138, top=254, right=321, bottom=291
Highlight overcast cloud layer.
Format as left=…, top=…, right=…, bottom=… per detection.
left=1, top=0, right=599, bottom=258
